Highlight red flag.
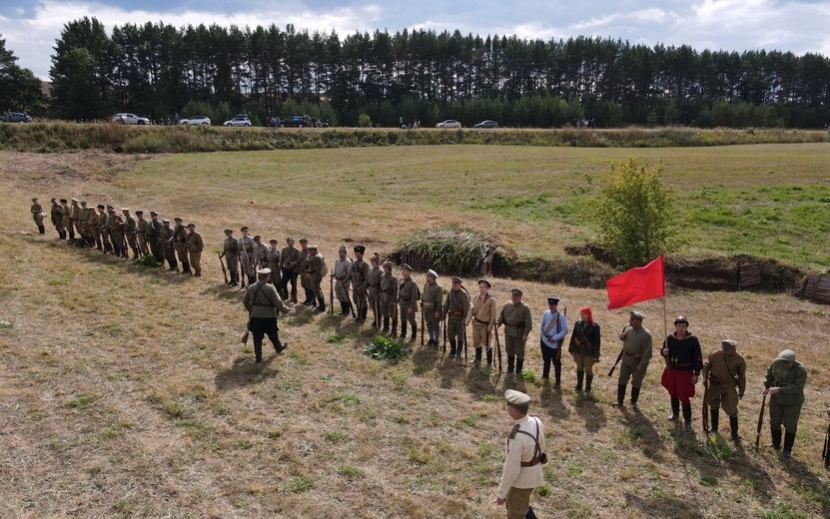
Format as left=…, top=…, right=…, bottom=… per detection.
left=606, top=255, right=665, bottom=310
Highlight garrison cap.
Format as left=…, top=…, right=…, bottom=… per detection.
left=150, top=211, right=158, bottom=216
left=451, top=276, right=462, bottom=284
left=548, top=297, right=560, bottom=305
left=60, top=198, right=67, bottom=203
left=299, top=237, right=308, bottom=243
left=32, top=197, right=39, bottom=201
left=721, top=339, right=737, bottom=350
left=630, top=310, right=645, bottom=320
left=174, top=217, right=183, bottom=222
left=71, top=198, right=78, bottom=202
left=80, top=201, right=88, bottom=205
left=426, top=269, right=438, bottom=279
left=777, top=349, right=796, bottom=362
left=253, top=235, right=262, bottom=241
left=135, top=210, right=143, bottom=215
left=511, top=288, right=523, bottom=297
left=354, top=245, right=365, bottom=254
left=97, top=204, right=105, bottom=209
left=383, top=260, right=394, bottom=270
left=241, top=226, right=249, bottom=231
left=370, top=254, right=380, bottom=264
left=478, top=279, right=491, bottom=288
left=674, top=315, right=689, bottom=325
left=224, top=229, right=233, bottom=234
left=286, top=236, right=294, bottom=242
left=401, top=263, right=413, bottom=272
left=269, top=239, right=278, bottom=244
left=308, top=244, right=318, bottom=250
left=505, top=389, right=531, bottom=406
left=162, top=218, right=170, bottom=223
left=257, top=268, right=271, bottom=275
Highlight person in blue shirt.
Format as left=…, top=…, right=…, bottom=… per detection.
left=539, top=297, right=568, bottom=388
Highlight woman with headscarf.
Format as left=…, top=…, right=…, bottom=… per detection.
left=567, top=307, right=601, bottom=393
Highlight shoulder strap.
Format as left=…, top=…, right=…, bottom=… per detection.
left=515, top=417, right=543, bottom=459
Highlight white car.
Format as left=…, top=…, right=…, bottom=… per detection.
left=180, top=115, right=211, bottom=126
left=223, top=115, right=251, bottom=127
left=112, top=113, right=150, bottom=125
left=435, top=119, right=462, bottom=128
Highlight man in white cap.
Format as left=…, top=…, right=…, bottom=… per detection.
left=702, top=339, right=746, bottom=442
left=332, top=245, right=353, bottom=316
left=612, top=310, right=653, bottom=409
left=351, top=245, right=370, bottom=323
left=496, top=389, right=545, bottom=519
left=421, top=269, right=443, bottom=347
left=242, top=268, right=290, bottom=363
left=764, top=349, right=807, bottom=458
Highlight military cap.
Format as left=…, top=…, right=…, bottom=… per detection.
left=451, top=276, right=462, bottom=284
left=505, top=389, right=531, bottom=406
left=308, top=244, right=318, bottom=250
left=224, top=229, right=233, bottom=234
left=299, top=238, right=308, bottom=243
left=370, top=254, right=380, bottom=264
left=71, top=198, right=78, bottom=202
left=60, top=198, right=67, bottom=203
left=354, top=245, right=366, bottom=254
left=777, top=349, right=796, bottom=362
left=162, top=218, right=170, bottom=223
left=426, top=269, right=438, bottom=278
left=187, top=223, right=195, bottom=229
left=383, top=260, right=394, bottom=270
left=174, top=217, right=183, bottom=222
left=32, top=197, right=39, bottom=201
left=547, top=297, right=560, bottom=305
left=97, top=204, right=105, bottom=209
left=257, top=267, right=271, bottom=275
left=122, top=207, right=130, bottom=212
left=135, top=210, right=144, bottom=215
left=50, top=198, right=56, bottom=202
left=253, top=235, right=262, bottom=241
left=106, top=204, right=114, bottom=209
left=80, top=201, right=88, bottom=205
left=286, top=236, right=294, bottom=242
left=629, top=310, right=645, bottom=320
left=674, top=315, right=689, bottom=325
left=478, top=279, right=491, bottom=288
left=401, top=263, right=413, bottom=272
left=269, top=238, right=278, bottom=244
left=339, top=245, right=347, bottom=252
left=150, top=211, right=158, bottom=216
left=511, top=288, right=523, bottom=297
left=241, top=226, right=249, bottom=231
left=107, top=208, right=116, bottom=213
left=721, top=339, right=737, bottom=350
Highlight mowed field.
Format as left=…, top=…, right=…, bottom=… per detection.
left=0, top=144, right=829, bottom=519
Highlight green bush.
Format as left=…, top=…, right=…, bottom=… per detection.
left=364, top=335, right=410, bottom=362
left=135, top=255, right=162, bottom=268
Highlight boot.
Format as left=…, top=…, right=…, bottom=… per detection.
left=449, top=339, right=457, bottom=356
left=668, top=397, right=680, bottom=421
left=515, top=357, right=524, bottom=376
left=273, top=337, right=288, bottom=354
left=339, top=302, right=348, bottom=316
left=38, top=225, right=45, bottom=235
left=682, top=402, right=693, bottom=431
left=471, top=347, right=482, bottom=365
left=526, top=505, right=537, bottom=519
left=612, top=384, right=626, bottom=407
left=316, top=296, right=326, bottom=313
left=709, top=408, right=719, bottom=433
left=630, top=386, right=641, bottom=409
left=230, top=272, right=239, bottom=286
left=382, top=317, right=389, bottom=334
left=768, top=428, right=782, bottom=450
left=410, top=323, right=417, bottom=342
left=400, top=322, right=407, bottom=339
left=507, top=355, right=514, bottom=374
left=574, top=370, right=584, bottom=391
left=456, top=339, right=463, bottom=358
left=729, top=415, right=740, bottom=443
left=585, top=375, right=593, bottom=393
left=486, top=348, right=493, bottom=369
left=783, top=431, right=796, bottom=458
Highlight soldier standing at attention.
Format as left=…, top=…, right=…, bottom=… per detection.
left=703, top=339, right=746, bottom=443
left=122, top=208, right=140, bottom=259
left=77, top=201, right=91, bottom=245
left=444, top=276, right=471, bottom=357
left=279, top=237, right=300, bottom=301
left=103, top=206, right=115, bottom=253
left=293, top=238, right=309, bottom=304
left=660, top=316, right=703, bottom=430
left=351, top=246, right=370, bottom=323
left=60, top=199, right=73, bottom=241
left=332, top=245, right=353, bottom=316
left=612, top=311, right=653, bottom=409
left=467, top=279, right=497, bottom=367
left=496, top=289, right=533, bottom=376
left=421, top=269, right=443, bottom=347
left=242, top=268, right=290, bottom=363
left=267, top=239, right=281, bottom=286
left=172, top=217, right=191, bottom=274
left=160, top=219, right=177, bottom=271
left=94, top=205, right=107, bottom=251
left=252, top=236, right=269, bottom=269
left=49, top=198, right=63, bottom=239
left=539, top=297, right=568, bottom=388
left=567, top=307, right=601, bottom=393
left=496, top=390, right=546, bottom=519
left=221, top=229, right=240, bottom=285
left=135, top=210, right=149, bottom=256
left=70, top=198, right=82, bottom=238
left=398, top=264, right=421, bottom=342
left=30, top=197, right=45, bottom=235
left=110, top=210, right=126, bottom=258
left=380, top=261, right=398, bottom=334
left=83, top=203, right=98, bottom=247
left=764, top=349, right=807, bottom=458
left=366, top=254, right=383, bottom=329
left=185, top=223, right=204, bottom=277
left=146, top=211, right=163, bottom=261
left=305, top=244, right=326, bottom=312
left=238, top=227, right=256, bottom=286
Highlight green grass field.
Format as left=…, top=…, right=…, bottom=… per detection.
left=1, top=144, right=829, bottom=518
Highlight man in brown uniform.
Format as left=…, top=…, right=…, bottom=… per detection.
left=77, top=201, right=91, bottom=245
left=398, top=264, right=420, bottom=342
left=70, top=198, right=82, bottom=238
left=380, top=261, right=398, bottom=334
left=172, top=217, right=191, bottom=274
left=243, top=268, right=290, bottom=363
left=50, top=198, right=63, bottom=239
left=122, top=208, right=140, bottom=259
left=351, top=246, right=370, bottom=323
left=305, top=244, right=326, bottom=312
left=146, top=211, right=163, bottom=261
left=251, top=236, right=268, bottom=269
left=30, top=197, right=45, bottom=235
left=160, top=219, right=177, bottom=270
left=60, top=199, right=73, bottom=241
left=92, top=205, right=105, bottom=251
left=267, top=239, right=281, bottom=286
left=703, top=339, right=746, bottom=442
left=764, top=349, right=808, bottom=458
left=135, top=210, right=149, bottom=256
left=421, top=269, right=443, bottom=347
left=295, top=238, right=310, bottom=304
left=97, top=205, right=111, bottom=252
left=185, top=223, right=204, bottom=277
left=238, top=227, right=256, bottom=286
left=220, top=229, right=240, bottom=285
left=444, top=276, right=471, bottom=358
left=612, top=311, right=653, bottom=409
left=332, top=245, right=353, bottom=316
left=83, top=203, right=98, bottom=247
left=110, top=209, right=126, bottom=258
left=467, top=279, right=497, bottom=367
left=496, top=289, right=533, bottom=376
left=279, top=237, right=300, bottom=303
left=367, top=254, right=383, bottom=328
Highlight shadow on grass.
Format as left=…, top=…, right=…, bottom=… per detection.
left=782, top=457, right=830, bottom=517
left=214, top=355, right=281, bottom=390
left=617, top=406, right=663, bottom=461
left=539, top=382, right=570, bottom=421
left=61, top=240, right=194, bottom=284
left=572, top=392, right=607, bottom=432
left=624, top=491, right=705, bottom=519
left=412, top=344, right=439, bottom=375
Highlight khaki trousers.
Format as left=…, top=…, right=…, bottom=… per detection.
left=572, top=353, right=597, bottom=376
left=505, top=487, right=534, bottom=519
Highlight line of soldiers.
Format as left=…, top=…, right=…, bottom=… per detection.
left=39, top=196, right=205, bottom=276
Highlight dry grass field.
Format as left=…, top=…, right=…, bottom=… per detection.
left=0, top=145, right=829, bottom=519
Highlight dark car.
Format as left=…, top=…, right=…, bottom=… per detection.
left=280, top=115, right=313, bottom=128
left=0, top=111, right=33, bottom=123
left=473, top=120, right=499, bottom=128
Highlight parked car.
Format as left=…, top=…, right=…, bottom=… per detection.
left=179, top=115, right=211, bottom=126
left=473, top=120, right=499, bottom=129
left=435, top=119, right=462, bottom=128
left=112, top=113, right=150, bottom=125
left=0, top=111, right=32, bottom=123
left=280, top=115, right=312, bottom=128
left=223, top=115, right=251, bottom=127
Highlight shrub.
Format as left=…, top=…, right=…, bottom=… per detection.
left=364, top=335, right=410, bottom=361
left=357, top=113, right=372, bottom=128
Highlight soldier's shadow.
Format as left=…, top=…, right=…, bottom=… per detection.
left=411, top=345, right=438, bottom=376
left=573, top=393, right=607, bottom=432
left=214, top=355, right=279, bottom=390
left=782, top=457, right=830, bottom=517
left=437, top=355, right=466, bottom=389
left=623, top=491, right=705, bottom=519
left=539, top=383, right=570, bottom=422
left=464, top=364, right=497, bottom=399
left=619, top=407, right=663, bottom=461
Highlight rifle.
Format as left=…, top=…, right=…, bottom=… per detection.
left=494, top=325, right=503, bottom=373
left=344, top=280, right=356, bottom=319
left=462, top=319, right=468, bottom=362
left=239, top=257, right=246, bottom=289
left=420, top=304, right=425, bottom=347
left=823, top=421, right=830, bottom=468
left=442, top=314, right=447, bottom=353
left=218, top=253, right=228, bottom=284
left=392, top=295, right=398, bottom=337
left=702, top=384, right=710, bottom=434
left=608, top=325, right=628, bottom=377
left=329, top=276, right=334, bottom=315
left=755, top=392, right=767, bottom=450
left=556, top=306, right=567, bottom=361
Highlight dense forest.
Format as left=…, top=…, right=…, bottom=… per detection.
left=4, top=17, right=830, bottom=127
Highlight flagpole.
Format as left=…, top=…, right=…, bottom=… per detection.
left=662, top=254, right=668, bottom=344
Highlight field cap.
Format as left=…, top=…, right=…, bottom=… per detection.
left=401, top=264, right=413, bottom=272
left=150, top=211, right=158, bottom=216
left=174, top=217, right=183, bottom=222
left=383, top=260, right=394, bottom=269
left=548, top=297, right=560, bottom=305
left=253, top=235, right=261, bottom=241
left=286, top=236, right=294, bottom=242
left=721, top=339, right=737, bottom=350
left=776, top=349, right=796, bottom=362
left=354, top=245, right=365, bottom=254
left=630, top=310, right=645, bottom=320
left=257, top=268, right=271, bottom=275
left=451, top=276, right=462, bottom=284
left=426, top=269, right=438, bottom=279
left=71, top=198, right=78, bottom=202
left=308, top=244, right=318, bottom=250
left=187, top=223, right=195, bottom=229
left=162, top=218, right=170, bottom=223
left=505, top=389, right=531, bottom=406
left=299, top=237, right=308, bottom=243
left=478, top=279, right=491, bottom=288
left=241, top=226, right=249, bottom=231
left=135, top=210, right=143, bottom=215
left=32, top=197, right=39, bottom=201
left=511, top=288, right=523, bottom=297
left=269, top=239, right=278, bottom=244
left=224, top=229, right=233, bottom=234
left=339, top=245, right=347, bottom=253
left=370, top=254, right=380, bottom=264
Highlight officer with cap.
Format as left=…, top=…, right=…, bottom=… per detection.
left=122, top=208, right=140, bottom=259
left=242, top=267, right=290, bottom=363
left=279, top=236, right=300, bottom=302
left=443, top=276, right=470, bottom=356
left=660, top=315, right=703, bottom=430
left=135, top=210, right=149, bottom=256
left=702, top=339, right=746, bottom=442
left=421, top=269, right=443, bottom=346
left=146, top=211, right=164, bottom=261
left=399, top=264, right=421, bottom=342
left=305, top=244, right=326, bottom=312
left=496, top=289, right=533, bottom=375
left=160, top=218, right=177, bottom=271
left=30, top=197, right=45, bottom=235
left=172, top=217, right=191, bottom=274
left=539, top=296, right=568, bottom=388
left=351, top=245, right=370, bottom=323
left=185, top=223, right=204, bottom=277
left=496, top=389, right=545, bottom=519
left=221, top=229, right=240, bottom=285
left=467, top=279, right=497, bottom=367
left=332, top=245, right=354, bottom=316
left=612, top=310, right=653, bottom=409
left=379, top=260, right=398, bottom=334
left=267, top=239, right=281, bottom=286
left=49, top=198, right=63, bottom=239
left=764, top=349, right=807, bottom=457
left=238, top=227, right=256, bottom=286
left=59, top=198, right=73, bottom=241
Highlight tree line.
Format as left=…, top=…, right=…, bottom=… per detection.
left=4, top=17, right=830, bottom=128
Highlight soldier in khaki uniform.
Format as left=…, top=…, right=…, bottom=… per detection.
left=251, top=236, right=268, bottom=269
left=366, top=254, right=383, bottom=328
left=109, top=209, right=126, bottom=258
left=172, top=217, right=191, bottom=274
left=467, top=279, right=497, bottom=367
left=77, top=201, right=91, bottom=245
left=243, top=268, right=290, bottom=363
left=185, top=223, right=204, bottom=277
left=764, top=349, right=808, bottom=458
left=398, top=264, right=420, bottom=342
left=238, top=227, right=256, bottom=286
left=421, top=269, right=443, bottom=347
left=70, top=198, right=82, bottom=238
left=135, top=210, right=149, bottom=256
left=332, top=245, right=353, bottom=316
left=220, top=229, right=240, bottom=285
left=122, top=208, right=140, bottom=259
left=267, top=239, right=281, bottom=286
left=146, top=211, right=163, bottom=261
left=60, top=199, right=73, bottom=241
left=83, top=203, right=98, bottom=247
left=444, top=276, right=471, bottom=358
left=305, top=244, right=326, bottom=312
left=49, top=198, right=63, bottom=239
left=30, top=197, right=45, bottom=235
left=160, top=219, right=177, bottom=270
left=380, top=261, right=398, bottom=334
left=295, top=238, right=310, bottom=304
left=92, top=205, right=105, bottom=251
left=351, top=246, right=370, bottom=323
left=612, top=310, right=653, bottom=409
left=98, top=205, right=112, bottom=253
left=703, top=339, right=746, bottom=442
left=496, top=288, right=533, bottom=375
left=279, top=237, right=300, bottom=302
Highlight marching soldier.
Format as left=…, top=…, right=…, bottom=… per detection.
left=398, top=264, right=420, bottom=342
left=172, top=217, right=191, bottom=274
left=135, top=210, right=149, bottom=256
left=220, top=229, right=240, bottom=285
left=421, top=269, right=443, bottom=347
left=351, top=246, right=370, bottom=323
left=380, top=261, right=398, bottom=334
left=496, top=289, right=533, bottom=376
left=60, top=198, right=73, bottom=241
left=332, top=245, right=353, bottom=316
left=367, top=254, right=383, bottom=328
left=660, top=315, right=703, bottom=430
left=539, top=297, right=568, bottom=388
left=279, top=237, right=300, bottom=303
left=305, top=244, right=326, bottom=312
left=122, top=208, right=140, bottom=259
left=49, top=198, right=63, bottom=239
left=160, top=218, right=177, bottom=271
left=238, top=226, right=256, bottom=286
left=185, top=223, right=204, bottom=277
left=467, top=279, right=497, bottom=367
left=30, top=197, right=45, bottom=235
left=764, top=349, right=808, bottom=458
left=242, top=268, right=290, bottom=363
left=267, top=239, right=281, bottom=286
left=146, top=211, right=163, bottom=261
left=444, top=276, right=470, bottom=357
left=703, top=339, right=746, bottom=442
left=612, top=311, right=653, bottom=409
left=567, top=307, right=601, bottom=393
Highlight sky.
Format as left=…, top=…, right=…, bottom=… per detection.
left=2, top=0, right=830, bottom=80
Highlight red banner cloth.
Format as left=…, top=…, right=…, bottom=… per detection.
left=606, top=255, right=665, bottom=310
